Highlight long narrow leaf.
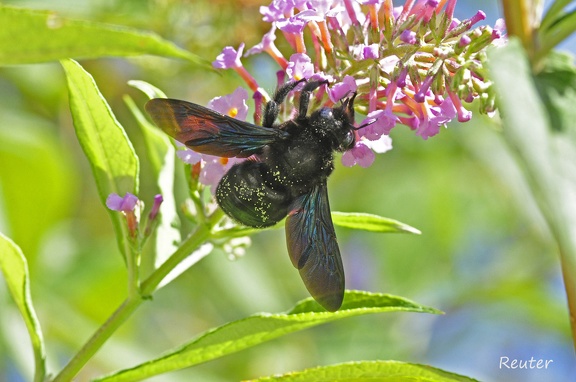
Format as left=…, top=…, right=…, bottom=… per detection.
left=0, top=233, right=46, bottom=382
left=541, top=0, right=574, bottom=30
left=124, top=94, right=181, bottom=269
left=0, top=4, right=206, bottom=66
left=538, top=9, right=576, bottom=59
left=62, top=59, right=139, bottom=258
left=247, top=360, right=478, bottom=382
left=94, top=291, right=440, bottom=382
left=212, top=211, right=421, bottom=239
left=332, top=212, right=421, bottom=234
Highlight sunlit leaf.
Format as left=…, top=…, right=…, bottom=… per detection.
left=0, top=4, right=207, bottom=66
left=61, top=59, right=139, bottom=258
left=211, top=212, right=421, bottom=239
left=247, top=360, right=478, bottom=382
left=124, top=94, right=181, bottom=269
left=94, top=291, right=440, bottom=382
left=538, top=9, right=576, bottom=59
left=332, top=211, right=421, bottom=234
left=0, top=233, right=46, bottom=382
left=540, top=0, right=575, bottom=33
left=127, top=80, right=167, bottom=100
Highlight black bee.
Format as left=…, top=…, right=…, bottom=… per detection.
left=145, top=79, right=358, bottom=311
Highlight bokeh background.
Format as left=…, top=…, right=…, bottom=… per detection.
left=1, top=0, right=576, bottom=381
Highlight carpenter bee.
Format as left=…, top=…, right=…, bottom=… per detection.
left=145, top=79, right=358, bottom=311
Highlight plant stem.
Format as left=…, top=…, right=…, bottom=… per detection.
left=52, top=297, right=142, bottom=382
left=501, top=0, right=535, bottom=59
left=126, top=237, right=140, bottom=300
left=51, top=209, right=223, bottom=381
left=558, top=246, right=576, bottom=350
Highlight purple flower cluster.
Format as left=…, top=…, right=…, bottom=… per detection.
left=199, top=0, right=504, bottom=184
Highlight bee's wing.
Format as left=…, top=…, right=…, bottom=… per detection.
left=285, top=181, right=344, bottom=311
left=145, top=99, right=288, bottom=158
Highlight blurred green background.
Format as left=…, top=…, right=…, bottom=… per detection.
left=1, top=0, right=575, bottom=381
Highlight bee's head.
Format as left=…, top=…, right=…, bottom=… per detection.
left=310, top=92, right=357, bottom=152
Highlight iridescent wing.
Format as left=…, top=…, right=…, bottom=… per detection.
left=285, top=181, right=344, bottom=311
left=145, top=99, right=288, bottom=158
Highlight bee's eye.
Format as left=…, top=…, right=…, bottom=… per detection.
left=339, top=130, right=355, bottom=151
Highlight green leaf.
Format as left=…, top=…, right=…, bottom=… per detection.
left=61, top=59, right=139, bottom=258
left=331, top=212, right=421, bottom=234
left=534, top=51, right=576, bottom=136
left=0, top=4, right=207, bottom=66
left=487, top=39, right=553, bottom=198
left=541, top=0, right=574, bottom=31
left=538, top=9, right=576, bottom=60
left=127, top=80, right=167, bottom=100
left=94, top=291, right=440, bottom=382
left=212, top=212, right=421, bottom=240
left=248, top=360, right=479, bottom=382
left=488, top=38, right=576, bottom=336
left=124, top=93, right=181, bottom=268
left=0, top=233, right=46, bottom=382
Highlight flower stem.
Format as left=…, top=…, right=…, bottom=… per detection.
left=52, top=297, right=142, bottom=382
left=501, top=0, right=544, bottom=62
left=126, top=240, right=140, bottom=300
left=557, top=241, right=576, bottom=350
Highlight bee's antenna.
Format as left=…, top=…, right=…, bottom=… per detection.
left=353, top=117, right=376, bottom=131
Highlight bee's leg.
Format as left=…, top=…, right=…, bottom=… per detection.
left=262, top=79, right=306, bottom=128
left=262, top=79, right=330, bottom=127
left=297, top=80, right=329, bottom=121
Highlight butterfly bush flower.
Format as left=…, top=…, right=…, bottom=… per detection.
left=144, top=194, right=164, bottom=236
left=286, top=53, right=316, bottom=81
left=106, top=192, right=139, bottom=212
left=245, top=26, right=288, bottom=69
left=213, top=44, right=261, bottom=94
left=211, top=0, right=502, bottom=166
left=106, top=193, right=163, bottom=238
left=177, top=88, right=248, bottom=190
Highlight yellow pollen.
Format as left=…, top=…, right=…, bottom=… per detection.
left=228, top=107, right=238, bottom=118
left=220, top=157, right=229, bottom=165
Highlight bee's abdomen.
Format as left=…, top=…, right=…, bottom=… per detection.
left=216, top=161, right=291, bottom=228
